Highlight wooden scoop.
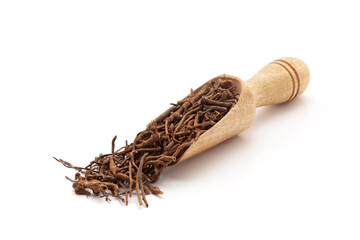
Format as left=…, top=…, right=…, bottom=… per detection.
left=178, top=57, right=310, bottom=163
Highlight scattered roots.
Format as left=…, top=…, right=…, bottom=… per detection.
left=55, top=76, right=239, bottom=207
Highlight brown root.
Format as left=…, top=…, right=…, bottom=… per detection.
left=55, top=76, right=239, bottom=206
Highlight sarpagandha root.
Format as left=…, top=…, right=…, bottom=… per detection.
left=55, top=76, right=240, bottom=206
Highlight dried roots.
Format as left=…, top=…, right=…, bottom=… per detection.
left=55, top=76, right=240, bottom=206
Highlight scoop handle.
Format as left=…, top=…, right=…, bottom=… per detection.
left=246, top=57, right=310, bottom=108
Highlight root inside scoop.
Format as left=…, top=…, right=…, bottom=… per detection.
left=55, top=76, right=240, bottom=206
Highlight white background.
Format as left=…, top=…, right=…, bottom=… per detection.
left=1, top=1, right=359, bottom=239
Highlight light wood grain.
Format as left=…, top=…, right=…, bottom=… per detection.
left=178, top=57, right=310, bottom=163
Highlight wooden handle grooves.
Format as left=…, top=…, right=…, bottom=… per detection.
left=246, top=57, right=310, bottom=107
left=271, top=59, right=301, bottom=102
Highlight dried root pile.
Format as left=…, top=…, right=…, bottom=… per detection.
left=55, top=76, right=239, bottom=206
